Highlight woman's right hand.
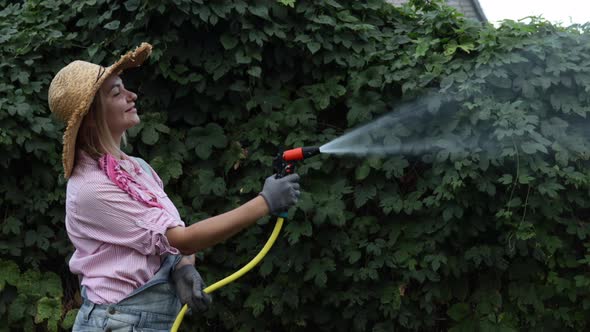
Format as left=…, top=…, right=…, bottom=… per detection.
left=259, top=174, right=301, bottom=215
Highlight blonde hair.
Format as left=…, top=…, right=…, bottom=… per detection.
left=76, top=89, right=127, bottom=160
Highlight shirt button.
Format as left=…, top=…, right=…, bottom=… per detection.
left=107, top=307, right=116, bottom=315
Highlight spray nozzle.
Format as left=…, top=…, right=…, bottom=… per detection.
left=282, top=146, right=320, bottom=161
left=273, top=146, right=321, bottom=178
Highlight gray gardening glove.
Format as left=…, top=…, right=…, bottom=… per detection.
left=171, top=265, right=212, bottom=312
left=259, top=173, right=301, bottom=215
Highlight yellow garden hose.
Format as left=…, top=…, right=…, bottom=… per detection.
left=170, top=217, right=285, bottom=332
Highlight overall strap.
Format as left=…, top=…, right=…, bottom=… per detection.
left=133, top=157, right=154, bottom=180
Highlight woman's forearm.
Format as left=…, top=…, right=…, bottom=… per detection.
left=166, top=196, right=270, bottom=254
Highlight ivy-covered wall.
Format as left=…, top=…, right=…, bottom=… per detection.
left=2, top=0, right=590, bottom=331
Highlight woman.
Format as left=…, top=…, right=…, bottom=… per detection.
left=48, top=43, right=301, bottom=331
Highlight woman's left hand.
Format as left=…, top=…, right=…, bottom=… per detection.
left=171, top=265, right=212, bottom=311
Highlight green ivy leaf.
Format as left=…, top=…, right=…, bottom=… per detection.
left=498, top=174, right=513, bottom=185
left=307, top=42, right=321, bottom=54
left=24, top=225, right=53, bottom=251
left=521, top=141, right=547, bottom=154
left=124, top=0, right=140, bottom=11
left=141, top=125, right=159, bottom=145
left=247, top=66, right=262, bottom=78
left=41, top=272, right=63, bottom=298
left=284, top=98, right=314, bottom=126
left=277, top=0, right=296, bottom=8
left=259, top=258, right=273, bottom=277
left=380, top=194, right=403, bottom=215
left=35, top=297, right=61, bottom=332
left=354, top=184, right=376, bottom=208
left=197, top=169, right=226, bottom=195
left=284, top=220, right=312, bottom=244
left=447, top=302, right=470, bottom=321
left=244, top=289, right=265, bottom=317
left=355, top=162, right=370, bottom=180
left=220, top=34, right=238, bottom=50
left=235, top=49, right=251, bottom=64
left=0, top=259, right=20, bottom=290
left=104, top=20, right=120, bottom=30
left=347, top=250, right=361, bottom=264
left=248, top=5, right=269, bottom=19
left=8, top=294, right=28, bottom=323
left=538, top=181, right=564, bottom=198
left=304, top=258, right=336, bottom=287
left=150, top=157, right=183, bottom=184
left=2, top=216, right=21, bottom=235
left=186, top=124, right=227, bottom=159
left=61, top=309, right=79, bottom=330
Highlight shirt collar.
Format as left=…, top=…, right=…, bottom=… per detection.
left=75, top=150, right=139, bottom=172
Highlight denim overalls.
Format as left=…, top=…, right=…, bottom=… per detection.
left=73, top=255, right=182, bottom=332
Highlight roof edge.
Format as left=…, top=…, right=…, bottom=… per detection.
left=470, top=0, right=488, bottom=22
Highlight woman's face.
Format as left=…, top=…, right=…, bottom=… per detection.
left=100, top=75, right=140, bottom=137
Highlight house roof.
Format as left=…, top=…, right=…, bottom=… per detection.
left=387, top=0, right=487, bottom=22
left=463, top=0, right=487, bottom=21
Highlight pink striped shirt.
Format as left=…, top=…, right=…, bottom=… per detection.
left=65, top=150, right=185, bottom=304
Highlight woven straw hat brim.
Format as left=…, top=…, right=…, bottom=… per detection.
left=56, top=43, right=152, bottom=179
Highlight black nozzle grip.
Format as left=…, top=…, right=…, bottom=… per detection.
left=272, top=154, right=294, bottom=217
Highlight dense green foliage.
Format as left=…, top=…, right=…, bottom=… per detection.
left=2, top=0, right=590, bottom=330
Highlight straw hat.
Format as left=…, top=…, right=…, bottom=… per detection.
left=48, top=42, right=152, bottom=179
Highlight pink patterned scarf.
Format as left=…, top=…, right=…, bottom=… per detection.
left=98, top=154, right=164, bottom=209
